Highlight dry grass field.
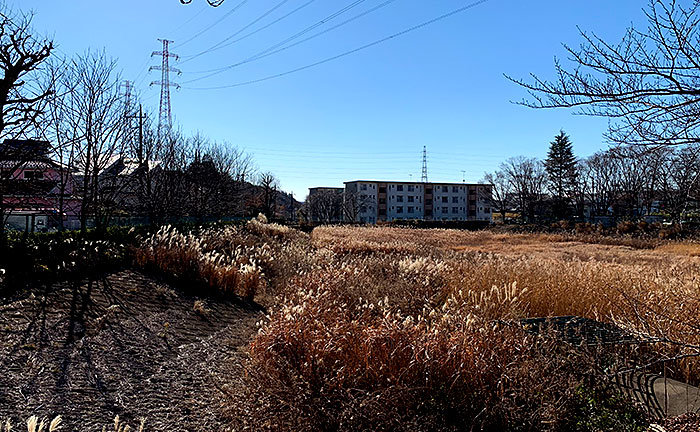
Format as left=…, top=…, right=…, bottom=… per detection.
left=8, top=221, right=700, bottom=430
left=138, top=221, right=700, bottom=430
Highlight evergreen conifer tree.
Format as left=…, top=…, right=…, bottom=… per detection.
left=545, top=131, right=578, bottom=219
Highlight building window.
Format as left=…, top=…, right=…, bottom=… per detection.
left=485, top=207, right=491, bottom=213
left=361, top=184, right=367, bottom=191
left=469, top=199, right=476, bottom=206
left=407, top=185, right=414, bottom=192
left=24, top=171, right=43, bottom=180
left=360, top=206, right=367, bottom=213
left=426, top=187, right=433, bottom=194
left=379, top=187, right=387, bottom=193
left=442, top=186, right=448, bottom=192
left=426, top=199, right=432, bottom=205
left=379, top=198, right=386, bottom=204
left=452, top=186, right=458, bottom=193
left=442, top=207, right=448, bottom=213
left=442, top=196, right=448, bottom=203
left=397, top=206, right=403, bottom=214
left=407, top=196, right=414, bottom=203
left=397, top=185, right=403, bottom=191
left=453, top=207, right=459, bottom=214
left=452, top=196, right=459, bottom=203
left=397, top=195, right=404, bottom=202
left=408, top=206, right=414, bottom=213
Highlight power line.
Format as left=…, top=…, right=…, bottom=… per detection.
left=168, top=2, right=209, bottom=37
left=183, top=0, right=490, bottom=90
left=176, top=0, right=250, bottom=48
left=182, top=0, right=400, bottom=80
left=180, top=0, right=309, bottom=66
left=181, top=0, right=370, bottom=77
left=186, top=0, right=319, bottom=64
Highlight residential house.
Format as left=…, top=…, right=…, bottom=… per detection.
left=1, top=139, right=81, bottom=231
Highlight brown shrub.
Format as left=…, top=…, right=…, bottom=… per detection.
left=617, top=220, right=637, bottom=234
left=575, top=222, right=596, bottom=235
left=243, top=283, right=640, bottom=431
left=135, top=225, right=265, bottom=301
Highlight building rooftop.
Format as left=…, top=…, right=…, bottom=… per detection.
left=344, top=180, right=491, bottom=186
left=0, top=139, right=51, bottom=161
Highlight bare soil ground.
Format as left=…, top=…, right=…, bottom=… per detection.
left=0, top=270, right=261, bottom=431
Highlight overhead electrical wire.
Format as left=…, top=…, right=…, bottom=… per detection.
left=182, top=0, right=400, bottom=79
left=182, top=0, right=490, bottom=90
left=180, top=0, right=320, bottom=66
left=176, top=0, right=250, bottom=48
left=168, top=3, right=209, bottom=37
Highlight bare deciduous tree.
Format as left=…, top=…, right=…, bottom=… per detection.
left=0, top=6, right=53, bottom=244
left=509, top=0, right=700, bottom=147
left=60, top=50, right=127, bottom=232
left=42, top=58, right=80, bottom=231
left=482, top=170, right=512, bottom=223
left=307, top=189, right=343, bottom=224
left=258, top=172, right=279, bottom=219
left=501, top=156, right=547, bottom=223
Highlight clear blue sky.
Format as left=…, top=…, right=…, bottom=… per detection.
left=14, top=0, right=646, bottom=199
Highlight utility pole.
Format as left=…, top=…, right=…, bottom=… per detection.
left=127, top=104, right=147, bottom=162
left=461, top=170, right=466, bottom=183
left=150, top=39, right=181, bottom=140
left=290, top=192, right=296, bottom=222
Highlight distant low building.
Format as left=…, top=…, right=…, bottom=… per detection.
left=307, top=187, right=344, bottom=223
left=1, top=139, right=82, bottom=231
left=344, top=180, right=492, bottom=224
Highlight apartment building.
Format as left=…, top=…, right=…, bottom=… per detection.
left=343, top=180, right=492, bottom=223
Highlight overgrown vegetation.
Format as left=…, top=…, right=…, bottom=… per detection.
left=126, top=221, right=700, bottom=429
left=0, top=226, right=145, bottom=295
left=9, top=221, right=700, bottom=429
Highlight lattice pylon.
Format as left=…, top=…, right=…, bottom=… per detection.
left=150, top=39, right=181, bottom=140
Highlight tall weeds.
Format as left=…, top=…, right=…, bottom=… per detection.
left=232, top=226, right=688, bottom=430
left=136, top=223, right=698, bottom=429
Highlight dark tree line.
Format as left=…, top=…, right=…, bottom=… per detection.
left=0, top=2, right=291, bottom=241
left=484, top=132, right=700, bottom=224
left=490, top=0, right=700, bottom=224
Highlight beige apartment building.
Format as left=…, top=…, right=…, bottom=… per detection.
left=343, top=180, right=492, bottom=223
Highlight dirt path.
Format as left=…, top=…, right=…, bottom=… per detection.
left=0, top=270, right=261, bottom=431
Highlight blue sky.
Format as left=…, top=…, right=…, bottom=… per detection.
left=14, top=0, right=646, bottom=199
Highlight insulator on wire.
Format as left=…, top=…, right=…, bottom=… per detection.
left=180, top=0, right=226, bottom=6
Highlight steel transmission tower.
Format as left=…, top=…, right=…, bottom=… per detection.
left=150, top=39, right=181, bottom=138
left=122, top=80, right=134, bottom=150
left=122, top=80, right=133, bottom=118
left=421, top=146, right=429, bottom=183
